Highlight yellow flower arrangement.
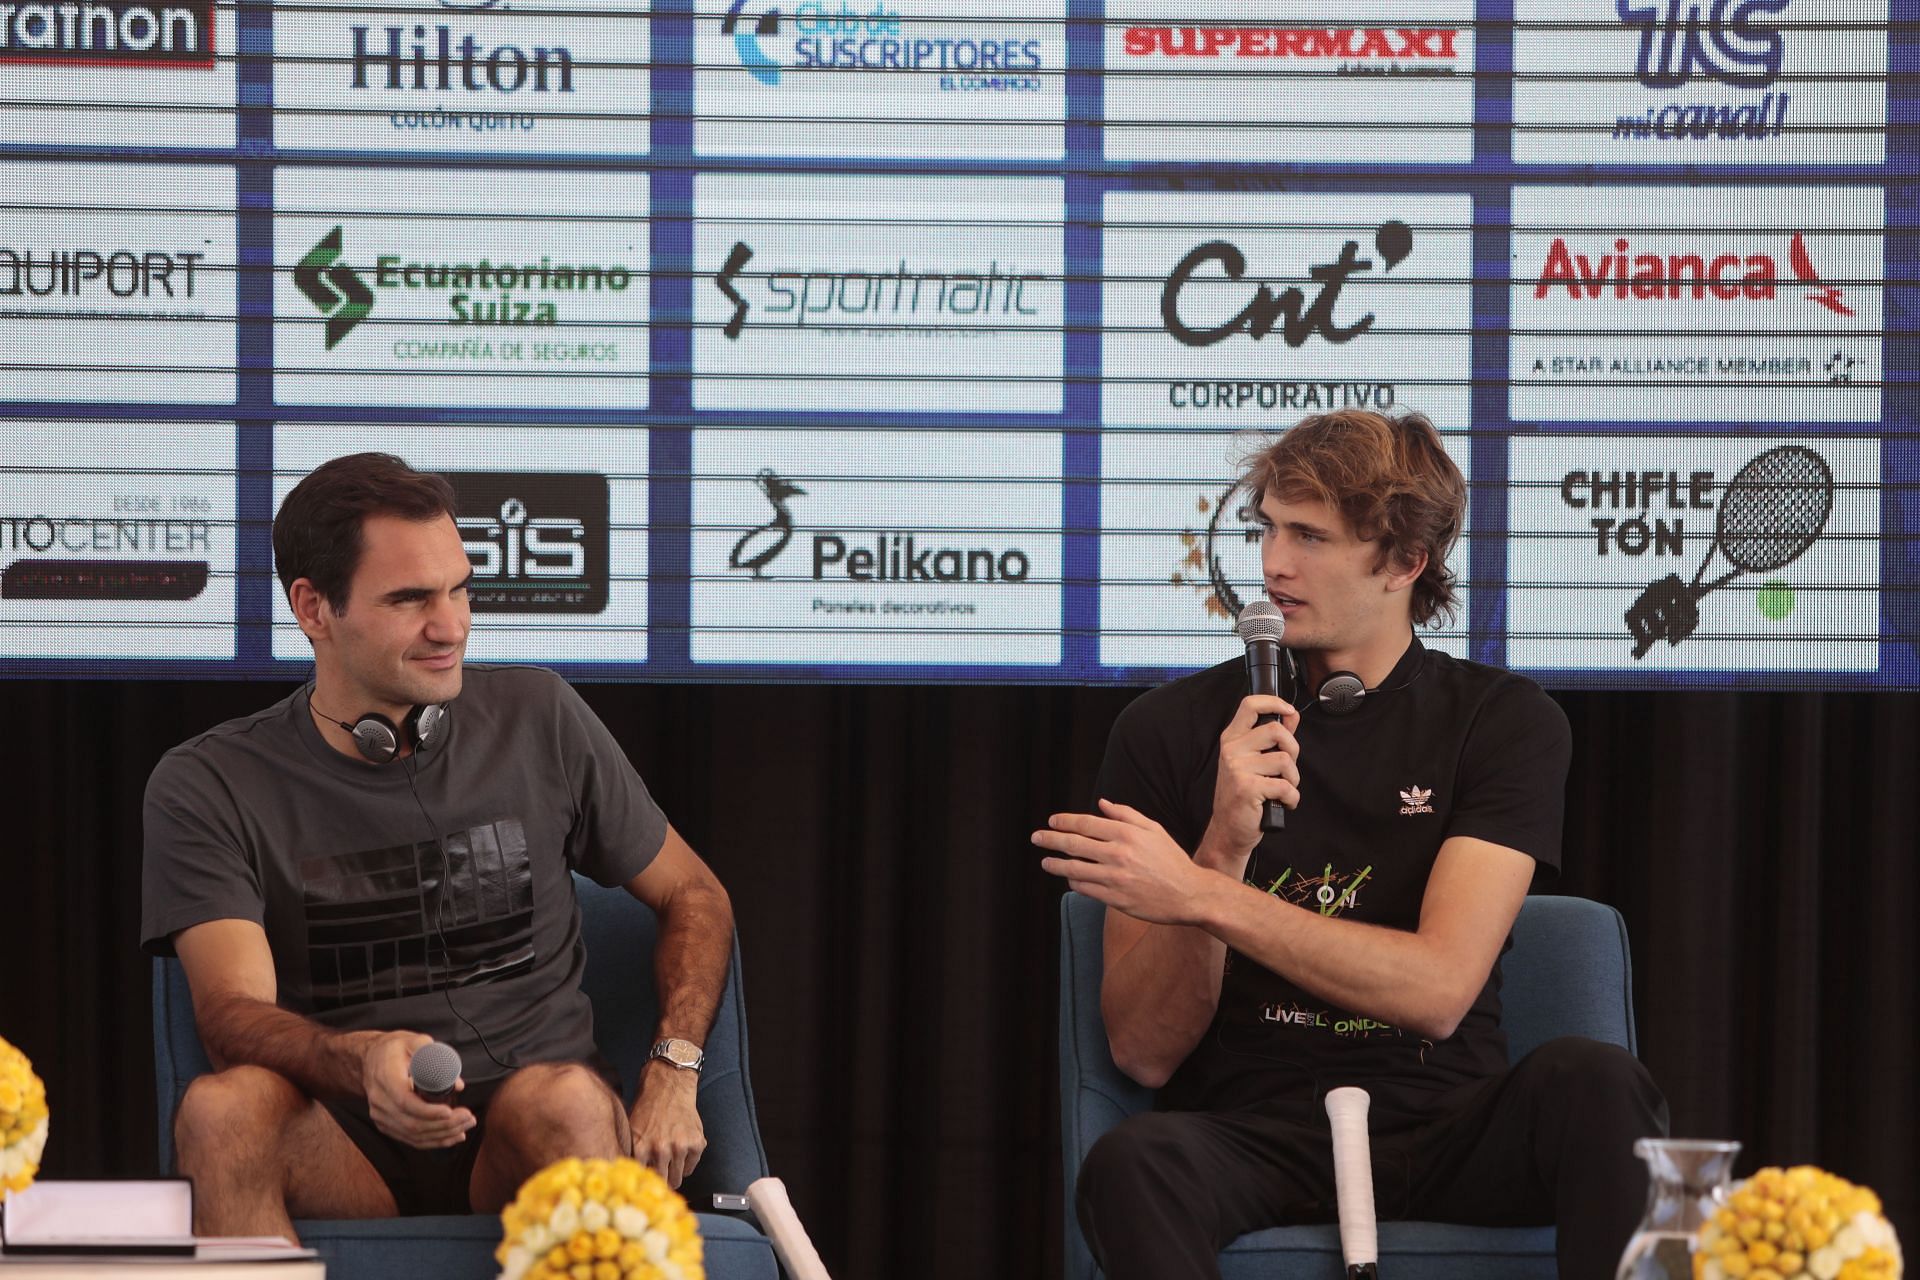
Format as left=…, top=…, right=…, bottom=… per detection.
left=1695, top=1166, right=1902, bottom=1280
left=494, top=1157, right=703, bottom=1280
left=0, top=1034, right=50, bottom=1195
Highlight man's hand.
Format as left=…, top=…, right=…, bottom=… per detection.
left=1035, top=800, right=1220, bottom=925
left=629, top=1060, right=706, bottom=1189
left=361, top=1031, right=476, bottom=1150
left=1200, top=694, right=1301, bottom=863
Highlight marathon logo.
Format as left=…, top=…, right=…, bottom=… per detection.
left=0, top=0, right=214, bottom=66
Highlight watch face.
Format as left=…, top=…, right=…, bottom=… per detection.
left=660, top=1039, right=702, bottom=1068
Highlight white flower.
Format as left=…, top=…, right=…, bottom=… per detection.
left=1833, top=1224, right=1863, bottom=1255
left=549, top=1201, right=580, bottom=1239
left=1701, top=1262, right=1726, bottom=1280
left=612, top=1205, right=650, bottom=1239
left=580, top=1201, right=610, bottom=1234
left=497, top=1244, right=532, bottom=1280
left=1809, top=1245, right=1843, bottom=1279
left=521, top=1224, right=551, bottom=1256
left=643, top=1228, right=670, bottom=1260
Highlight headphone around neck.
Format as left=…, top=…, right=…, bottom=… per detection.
left=1286, top=646, right=1429, bottom=717
left=310, top=693, right=449, bottom=764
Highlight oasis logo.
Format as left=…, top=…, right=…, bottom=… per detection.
left=0, top=0, right=213, bottom=66
left=1121, top=25, right=1460, bottom=71
left=727, top=471, right=1030, bottom=583
left=295, top=226, right=638, bottom=350
left=1170, top=482, right=1261, bottom=622
left=1533, top=232, right=1854, bottom=316
left=1160, top=219, right=1413, bottom=349
left=446, top=472, right=608, bottom=614
left=713, top=239, right=1044, bottom=337
left=722, top=0, right=1043, bottom=88
left=1610, top=0, right=1792, bottom=142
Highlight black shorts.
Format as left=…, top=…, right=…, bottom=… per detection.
left=323, top=1057, right=622, bottom=1216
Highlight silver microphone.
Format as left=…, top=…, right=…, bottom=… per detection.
left=408, top=1041, right=462, bottom=1105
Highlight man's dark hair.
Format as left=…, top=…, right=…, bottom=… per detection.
left=1242, top=410, right=1467, bottom=627
left=272, top=452, right=457, bottom=614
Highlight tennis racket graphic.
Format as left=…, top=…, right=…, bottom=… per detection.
left=1625, top=445, right=1835, bottom=659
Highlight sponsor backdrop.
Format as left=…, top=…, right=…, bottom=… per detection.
left=0, top=0, right=1911, bottom=686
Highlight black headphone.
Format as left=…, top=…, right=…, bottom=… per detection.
left=311, top=696, right=449, bottom=764
left=1286, top=647, right=1429, bottom=717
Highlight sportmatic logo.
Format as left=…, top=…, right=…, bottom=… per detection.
left=722, top=0, right=1044, bottom=92
left=1120, top=24, right=1463, bottom=77
left=0, top=0, right=213, bottom=65
left=725, top=470, right=1031, bottom=584
left=447, top=471, right=608, bottom=614
left=1160, top=219, right=1411, bottom=413
left=1534, top=232, right=1852, bottom=316
left=296, top=225, right=638, bottom=350
left=714, top=239, right=1044, bottom=338
left=1611, top=0, right=1791, bottom=141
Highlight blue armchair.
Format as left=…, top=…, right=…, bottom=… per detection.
left=1058, top=891, right=1640, bottom=1279
left=154, top=874, right=778, bottom=1280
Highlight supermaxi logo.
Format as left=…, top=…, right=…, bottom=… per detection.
left=1610, top=0, right=1792, bottom=141
left=1117, top=24, right=1465, bottom=76
left=719, top=0, right=1047, bottom=92
left=0, top=0, right=213, bottom=65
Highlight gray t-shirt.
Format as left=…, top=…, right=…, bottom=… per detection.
left=141, top=664, right=667, bottom=1080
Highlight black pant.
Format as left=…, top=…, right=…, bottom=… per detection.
left=1076, top=1037, right=1669, bottom=1280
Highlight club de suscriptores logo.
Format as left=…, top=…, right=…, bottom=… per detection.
left=722, top=0, right=783, bottom=84
left=296, top=226, right=373, bottom=349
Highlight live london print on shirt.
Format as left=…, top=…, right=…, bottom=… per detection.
left=1093, top=637, right=1572, bottom=1115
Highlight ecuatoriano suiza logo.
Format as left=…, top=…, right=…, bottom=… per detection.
left=294, top=226, right=638, bottom=349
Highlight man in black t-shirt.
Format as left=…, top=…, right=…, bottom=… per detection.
left=142, top=453, right=734, bottom=1238
left=1037, top=411, right=1668, bottom=1280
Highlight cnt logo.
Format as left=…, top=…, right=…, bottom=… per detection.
left=1159, top=219, right=1412, bottom=415
left=727, top=469, right=1031, bottom=583
left=1533, top=230, right=1855, bottom=317
left=720, top=0, right=1045, bottom=92
left=1610, top=0, right=1792, bottom=142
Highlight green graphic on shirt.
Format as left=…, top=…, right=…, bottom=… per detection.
left=1255, top=862, right=1373, bottom=917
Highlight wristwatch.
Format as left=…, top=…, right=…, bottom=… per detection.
left=649, top=1038, right=706, bottom=1072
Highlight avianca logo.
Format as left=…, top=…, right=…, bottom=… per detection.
left=1121, top=26, right=1459, bottom=59
left=1533, top=232, right=1853, bottom=316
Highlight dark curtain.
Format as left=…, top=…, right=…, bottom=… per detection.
left=1, top=680, right=1914, bottom=1277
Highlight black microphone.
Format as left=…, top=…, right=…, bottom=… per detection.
left=1235, top=600, right=1288, bottom=833
left=408, top=1041, right=462, bottom=1106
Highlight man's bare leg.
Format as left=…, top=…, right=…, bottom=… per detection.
left=469, top=1063, right=631, bottom=1213
left=175, top=1065, right=396, bottom=1239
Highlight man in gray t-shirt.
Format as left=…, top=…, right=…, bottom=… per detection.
left=141, top=452, right=734, bottom=1237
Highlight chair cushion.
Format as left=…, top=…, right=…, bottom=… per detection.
left=294, top=1211, right=777, bottom=1280
left=1219, top=1221, right=1557, bottom=1280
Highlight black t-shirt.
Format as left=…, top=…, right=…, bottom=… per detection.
left=1094, top=637, right=1571, bottom=1114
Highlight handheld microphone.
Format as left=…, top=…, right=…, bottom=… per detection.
left=1325, top=1087, right=1379, bottom=1279
left=1235, top=600, right=1288, bottom=833
left=408, top=1041, right=462, bottom=1106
